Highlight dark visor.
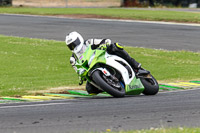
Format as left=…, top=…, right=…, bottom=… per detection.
left=68, top=38, right=81, bottom=50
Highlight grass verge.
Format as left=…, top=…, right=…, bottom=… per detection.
left=0, top=7, right=200, bottom=23
left=0, top=35, right=199, bottom=96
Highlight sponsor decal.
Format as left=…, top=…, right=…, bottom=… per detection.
left=79, top=55, right=83, bottom=60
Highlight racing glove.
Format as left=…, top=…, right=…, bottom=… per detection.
left=99, top=43, right=110, bottom=50
left=70, top=56, right=77, bottom=72
left=98, top=39, right=111, bottom=50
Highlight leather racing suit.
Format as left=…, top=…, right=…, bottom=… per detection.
left=70, top=38, right=141, bottom=94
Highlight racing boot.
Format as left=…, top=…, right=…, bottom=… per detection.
left=128, top=60, right=150, bottom=77
left=136, top=68, right=150, bottom=77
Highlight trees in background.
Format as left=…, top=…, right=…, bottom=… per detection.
left=122, top=0, right=200, bottom=7
left=0, top=0, right=11, bottom=6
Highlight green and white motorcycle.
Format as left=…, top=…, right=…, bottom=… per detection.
left=74, top=45, right=159, bottom=98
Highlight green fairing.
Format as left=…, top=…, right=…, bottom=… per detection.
left=75, top=46, right=106, bottom=80
left=125, top=77, right=144, bottom=95
left=86, top=49, right=106, bottom=70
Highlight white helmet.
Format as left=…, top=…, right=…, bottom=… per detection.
left=65, top=31, right=84, bottom=53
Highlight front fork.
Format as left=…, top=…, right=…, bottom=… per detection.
left=79, top=76, right=87, bottom=85
left=79, top=77, right=83, bottom=85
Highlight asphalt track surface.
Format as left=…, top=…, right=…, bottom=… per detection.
left=1, top=89, right=200, bottom=133
left=0, top=14, right=200, bottom=133
left=0, top=14, right=200, bottom=52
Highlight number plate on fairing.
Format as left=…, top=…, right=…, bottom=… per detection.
left=125, top=77, right=144, bottom=95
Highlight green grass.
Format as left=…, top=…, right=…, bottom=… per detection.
left=104, top=127, right=200, bottom=133
left=0, top=35, right=200, bottom=96
left=0, top=7, right=200, bottom=23
left=0, top=35, right=76, bottom=96
left=125, top=47, right=200, bottom=82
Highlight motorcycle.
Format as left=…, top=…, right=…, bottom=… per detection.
left=73, top=45, right=159, bottom=98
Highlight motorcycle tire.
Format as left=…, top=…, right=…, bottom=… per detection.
left=86, top=81, right=103, bottom=94
left=92, top=70, right=125, bottom=98
left=140, top=74, right=159, bottom=95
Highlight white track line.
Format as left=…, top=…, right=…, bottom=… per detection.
left=84, top=18, right=200, bottom=27
left=0, top=102, right=71, bottom=109
left=2, top=13, right=200, bottom=27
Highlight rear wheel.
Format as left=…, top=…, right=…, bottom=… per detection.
left=92, top=70, right=125, bottom=98
left=140, top=74, right=159, bottom=95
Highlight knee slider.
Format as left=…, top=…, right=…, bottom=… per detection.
left=114, top=43, right=123, bottom=50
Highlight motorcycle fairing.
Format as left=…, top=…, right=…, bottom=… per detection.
left=125, top=77, right=144, bottom=95
left=75, top=46, right=144, bottom=95
left=104, top=53, right=144, bottom=94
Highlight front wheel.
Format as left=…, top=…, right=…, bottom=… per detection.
left=92, top=70, right=125, bottom=98
left=140, top=74, right=159, bottom=95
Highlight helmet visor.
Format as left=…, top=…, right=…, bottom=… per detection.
left=67, top=38, right=81, bottom=51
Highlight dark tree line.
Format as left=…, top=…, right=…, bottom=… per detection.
left=149, top=0, right=199, bottom=7
left=0, top=0, right=11, bottom=6
left=123, top=0, right=200, bottom=7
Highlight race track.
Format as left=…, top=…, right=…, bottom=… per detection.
left=1, top=89, right=200, bottom=133
left=0, top=14, right=200, bottom=51
left=0, top=14, right=200, bottom=133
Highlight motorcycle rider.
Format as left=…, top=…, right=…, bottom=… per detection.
left=65, top=31, right=145, bottom=95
